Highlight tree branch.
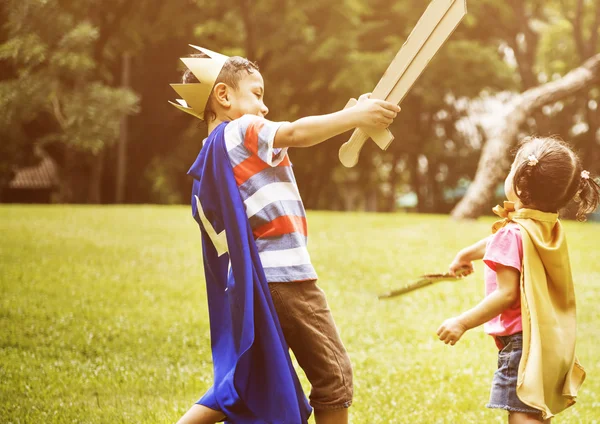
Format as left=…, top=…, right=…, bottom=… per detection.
left=92, top=0, right=136, bottom=70
left=507, top=0, right=539, bottom=89
left=51, top=95, right=67, bottom=130
left=559, top=0, right=572, bottom=21
left=238, top=0, right=257, bottom=60
left=572, top=0, right=587, bottom=59
left=590, top=0, right=600, bottom=57
left=451, top=53, right=600, bottom=219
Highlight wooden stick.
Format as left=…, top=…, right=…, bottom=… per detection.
left=378, top=267, right=470, bottom=299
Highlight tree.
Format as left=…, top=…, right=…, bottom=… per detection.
left=3, top=0, right=597, bottom=211
left=0, top=0, right=139, bottom=202
left=0, top=0, right=202, bottom=203
left=451, top=0, right=600, bottom=219
left=451, top=53, right=600, bottom=219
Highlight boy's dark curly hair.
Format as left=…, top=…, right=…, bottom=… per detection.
left=182, top=53, right=259, bottom=122
left=512, top=136, right=600, bottom=221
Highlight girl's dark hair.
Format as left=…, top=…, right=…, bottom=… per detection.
left=182, top=54, right=259, bottom=122
left=512, top=136, right=600, bottom=221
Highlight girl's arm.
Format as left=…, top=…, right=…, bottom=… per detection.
left=448, top=236, right=490, bottom=276
left=437, top=264, right=520, bottom=345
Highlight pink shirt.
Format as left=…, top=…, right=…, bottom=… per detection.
left=483, top=223, right=523, bottom=339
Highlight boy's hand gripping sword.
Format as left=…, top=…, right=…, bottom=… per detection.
left=339, top=0, right=467, bottom=167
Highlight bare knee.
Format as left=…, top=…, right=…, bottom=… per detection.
left=508, top=411, right=549, bottom=424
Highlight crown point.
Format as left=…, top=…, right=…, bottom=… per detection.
left=170, top=45, right=230, bottom=121
left=188, top=45, right=229, bottom=63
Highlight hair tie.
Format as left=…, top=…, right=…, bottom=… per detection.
left=527, top=155, right=539, bottom=166
left=581, top=170, right=590, bottom=180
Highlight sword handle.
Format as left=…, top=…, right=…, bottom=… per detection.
left=339, top=129, right=370, bottom=168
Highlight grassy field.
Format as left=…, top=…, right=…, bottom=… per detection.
left=1, top=205, right=599, bottom=424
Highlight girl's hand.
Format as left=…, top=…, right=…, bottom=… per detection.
left=351, top=93, right=401, bottom=129
left=436, top=317, right=467, bottom=346
left=449, top=253, right=474, bottom=277
left=448, top=237, right=489, bottom=276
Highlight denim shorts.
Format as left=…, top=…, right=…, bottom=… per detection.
left=486, top=332, right=542, bottom=416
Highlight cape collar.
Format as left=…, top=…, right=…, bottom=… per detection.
left=492, top=201, right=559, bottom=233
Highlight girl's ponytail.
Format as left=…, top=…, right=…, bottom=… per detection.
left=575, top=171, right=600, bottom=221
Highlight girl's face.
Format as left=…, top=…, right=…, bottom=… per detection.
left=504, top=158, right=519, bottom=202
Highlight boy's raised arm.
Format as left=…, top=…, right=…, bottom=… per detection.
left=273, top=94, right=400, bottom=149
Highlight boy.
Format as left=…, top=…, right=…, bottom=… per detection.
left=172, top=46, right=400, bottom=424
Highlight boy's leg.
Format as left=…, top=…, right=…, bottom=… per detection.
left=314, top=408, right=349, bottom=424
left=176, top=405, right=225, bottom=424
left=269, top=280, right=353, bottom=424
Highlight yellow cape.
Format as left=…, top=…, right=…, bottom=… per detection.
left=492, top=202, right=586, bottom=419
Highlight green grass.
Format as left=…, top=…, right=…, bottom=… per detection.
left=1, top=205, right=599, bottom=423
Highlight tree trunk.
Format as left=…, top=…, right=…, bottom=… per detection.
left=88, top=151, right=105, bottom=204
left=408, top=152, right=423, bottom=212
left=506, top=0, right=551, bottom=136
left=385, top=154, right=400, bottom=212
left=428, top=159, right=444, bottom=213
left=115, top=53, right=131, bottom=204
left=59, top=148, right=76, bottom=203
left=238, top=0, right=256, bottom=60
left=583, top=93, right=599, bottom=170
left=451, top=53, right=600, bottom=219
left=570, top=0, right=600, bottom=170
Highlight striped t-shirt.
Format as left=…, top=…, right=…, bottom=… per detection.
left=220, top=114, right=317, bottom=283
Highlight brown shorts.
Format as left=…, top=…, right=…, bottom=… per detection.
left=268, top=280, right=353, bottom=411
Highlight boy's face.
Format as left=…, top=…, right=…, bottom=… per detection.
left=228, top=71, right=269, bottom=119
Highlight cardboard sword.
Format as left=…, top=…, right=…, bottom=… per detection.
left=339, top=0, right=467, bottom=168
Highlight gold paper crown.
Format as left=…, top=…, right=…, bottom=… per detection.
left=169, top=45, right=229, bottom=120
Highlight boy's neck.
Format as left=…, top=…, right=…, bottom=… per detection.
left=207, top=111, right=237, bottom=136
left=207, top=118, right=224, bottom=136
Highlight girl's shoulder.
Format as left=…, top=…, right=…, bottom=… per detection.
left=489, top=223, right=523, bottom=253
left=498, top=222, right=521, bottom=235
left=494, top=223, right=522, bottom=239
left=485, top=223, right=524, bottom=269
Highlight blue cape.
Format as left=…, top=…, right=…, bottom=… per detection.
left=187, top=122, right=312, bottom=423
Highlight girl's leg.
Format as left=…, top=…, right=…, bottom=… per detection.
left=508, top=412, right=550, bottom=424
left=176, top=405, right=225, bottom=424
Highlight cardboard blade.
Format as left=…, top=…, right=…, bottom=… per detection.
left=371, top=0, right=457, bottom=101
left=384, top=0, right=467, bottom=105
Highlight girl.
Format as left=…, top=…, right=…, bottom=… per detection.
left=437, top=136, right=600, bottom=423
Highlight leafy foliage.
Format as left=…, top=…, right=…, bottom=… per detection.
left=0, top=1, right=139, bottom=152
left=1, top=0, right=598, bottom=209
